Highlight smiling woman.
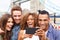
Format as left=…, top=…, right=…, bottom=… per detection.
left=0, top=13, right=14, bottom=40
left=0, top=18, right=4, bottom=40
left=18, top=13, right=40, bottom=40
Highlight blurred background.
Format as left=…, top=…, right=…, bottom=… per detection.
left=0, top=0, right=60, bottom=26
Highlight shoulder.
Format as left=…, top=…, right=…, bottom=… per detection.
left=19, top=30, right=25, bottom=34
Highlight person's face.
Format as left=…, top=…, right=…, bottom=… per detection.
left=12, top=10, right=22, bottom=24
left=27, top=15, right=34, bottom=28
left=6, top=17, right=13, bottom=31
left=38, top=14, right=50, bottom=30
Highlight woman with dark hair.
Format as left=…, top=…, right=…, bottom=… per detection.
left=18, top=13, right=40, bottom=40
left=0, top=18, right=4, bottom=34
left=0, top=13, right=14, bottom=40
left=0, top=18, right=4, bottom=40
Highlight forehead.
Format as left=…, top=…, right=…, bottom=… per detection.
left=28, top=15, right=34, bottom=18
left=38, top=14, right=49, bottom=19
left=8, top=18, right=13, bottom=21
left=13, top=10, right=22, bottom=15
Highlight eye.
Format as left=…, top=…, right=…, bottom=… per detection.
left=13, top=15, right=17, bottom=17
left=18, top=15, right=21, bottom=17
left=44, top=19, right=48, bottom=21
left=38, top=19, right=42, bottom=21
left=7, top=21, right=10, bottom=23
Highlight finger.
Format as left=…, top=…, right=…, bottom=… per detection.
left=36, top=29, right=44, bottom=33
left=35, top=31, right=45, bottom=36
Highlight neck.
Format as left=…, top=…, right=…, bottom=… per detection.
left=44, top=26, right=48, bottom=32
left=28, top=25, right=34, bottom=28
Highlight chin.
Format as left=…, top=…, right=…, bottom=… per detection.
left=7, top=29, right=11, bottom=31
left=16, top=22, right=20, bottom=24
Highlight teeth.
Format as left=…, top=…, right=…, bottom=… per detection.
left=29, top=25, right=33, bottom=27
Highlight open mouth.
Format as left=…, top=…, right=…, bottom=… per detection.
left=28, top=24, right=34, bottom=28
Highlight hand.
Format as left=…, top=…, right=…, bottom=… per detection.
left=0, top=28, right=4, bottom=34
left=20, top=30, right=33, bottom=38
left=35, top=29, right=48, bottom=40
left=23, top=34, right=33, bottom=38
left=35, top=29, right=45, bottom=40
left=35, top=29, right=45, bottom=37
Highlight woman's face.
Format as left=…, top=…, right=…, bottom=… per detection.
left=6, top=17, right=13, bottom=31
left=27, top=15, right=34, bottom=28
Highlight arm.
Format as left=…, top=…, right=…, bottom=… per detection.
left=35, top=29, right=48, bottom=40
left=39, top=36, right=48, bottom=40
left=0, top=28, right=4, bottom=35
left=18, top=30, right=24, bottom=40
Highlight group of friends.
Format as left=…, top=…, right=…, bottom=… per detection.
left=0, top=6, right=60, bottom=40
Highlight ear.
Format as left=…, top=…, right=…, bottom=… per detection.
left=48, top=17, right=50, bottom=22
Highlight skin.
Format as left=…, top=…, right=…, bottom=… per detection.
left=35, top=14, right=50, bottom=40
left=12, top=10, right=22, bottom=24
left=6, top=17, right=13, bottom=31
left=0, top=28, right=4, bottom=34
left=18, top=15, right=35, bottom=40
left=26, top=15, right=35, bottom=38
left=38, top=14, right=50, bottom=31
left=27, top=15, right=34, bottom=28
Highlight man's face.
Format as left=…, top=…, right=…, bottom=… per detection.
left=38, top=14, right=50, bottom=30
left=12, top=10, right=22, bottom=24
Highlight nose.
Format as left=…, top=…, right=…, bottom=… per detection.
left=16, top=16, right=19, bottom=19
left=28, top=20, right=32, bottom=23
left=41, top=21, right=45, bottom=24
left=9, top=23, right=13, bottom=27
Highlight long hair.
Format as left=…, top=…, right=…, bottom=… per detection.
left=0, top=13, right=13, bottom=40
left=0, top=18, right=2, bottom=29
left=20, top=13, right=38, bottom=30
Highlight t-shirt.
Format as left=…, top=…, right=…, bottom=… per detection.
left=0, top=35, right=3, bottom=40
left=24, top=35, right=39, bottom=40
left=23, top=30, right=39, bottom=40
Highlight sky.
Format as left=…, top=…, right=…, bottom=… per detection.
left=0, top=0, right=30, bottom=12
left=21, top=1, right=30, bottom=10
left=45, top=0, right=60, bottom=15
left=0, top=0, right=11, bottom=12
left=0, top=0, right=60, bottom=15
left=39, top=0, right=60, bottom=15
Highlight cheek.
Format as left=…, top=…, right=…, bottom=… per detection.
left=38, top=21, right=41, bottom=24
left=45, top=21, right=49, bottom=24
left=19, top=16, right=21, bottom=19
left=6, top=24, right=9, bottom=29
left=13, top=17, right=15, bottom=19
left=6, top=23, right=9, bottom=26
left=27, top=21, right=29, bottom=24
left=6, top=23, right=11, bottom=27
left=32, top=20, right=34, bottom=23
left=38, top=21, right=41, bottom=26
left=13, top=16, right=16, bottom=20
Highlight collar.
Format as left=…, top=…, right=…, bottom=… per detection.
left=48, top=24, right=54, bottom=32
left=14, top=23, right=20, bottom=26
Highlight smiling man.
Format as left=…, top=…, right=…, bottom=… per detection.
left=36, top=10, right=60, bottom=40
left=11, top=6, right=22, bottom=40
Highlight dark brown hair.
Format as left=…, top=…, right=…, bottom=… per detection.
left=0, top=13, right=13, bottom=40
left=20, top=13, right=38, bottom=30
left=0, top=18, right=2, bottom=28
left=38, top=10, right=50, bottom=17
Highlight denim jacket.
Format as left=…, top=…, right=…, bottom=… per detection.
left=47, top=24, right=60, bottom=40
left=11, top=24, right=20, bottom=40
